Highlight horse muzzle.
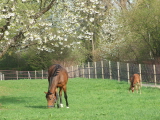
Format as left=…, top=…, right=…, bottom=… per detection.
left=47, top=105, right=54, bottom=108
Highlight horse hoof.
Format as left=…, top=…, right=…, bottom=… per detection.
left=60, top=104, right=64, bottom=107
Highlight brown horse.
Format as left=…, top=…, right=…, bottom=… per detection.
left=44, top=64, right=69, bottom=108
left=129, top=74, right=141, bottom=94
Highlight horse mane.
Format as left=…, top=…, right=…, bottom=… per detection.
left=51, top=64, right=61, bottom=77
left=48, top=64, right=62, bottom=91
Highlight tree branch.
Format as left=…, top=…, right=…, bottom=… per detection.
left=32, top=0, right=56, bottom=19
left=0, top=18, right=11, bottom=40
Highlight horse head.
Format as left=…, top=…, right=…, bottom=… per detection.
left=44, top=91, right=56, bottom=108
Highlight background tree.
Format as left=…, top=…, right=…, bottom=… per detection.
left=116, top=0, right=160, bottom=62
left=99, top=0, right=160, bottom=63
left=0, top=0, right=64, bottom=59
left=2, top=0, right=159, bottom=70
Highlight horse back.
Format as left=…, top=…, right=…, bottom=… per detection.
left=130, top=74, right=140, bottom=85
left=48, top=64, right=68, bottom=87
left=57, top=66, right=68, bottom=85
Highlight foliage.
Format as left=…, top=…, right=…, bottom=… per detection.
left=0, top=0, right=125, bottom=62
left=0, top=52, right=32, bottom=70
left=0, top=44, right=87, bottom=70
left=100, top=0, right=160, bottom=62
left=0, top=78, right=160, bottom=120
left=0, top=0, right=68, bottom=59
left=2, top=0, right=159, bottom=65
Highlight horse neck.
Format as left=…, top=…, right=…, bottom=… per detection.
left=49, top=77, right=58, bottom=94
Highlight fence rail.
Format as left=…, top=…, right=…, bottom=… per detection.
left=0, top=70, right=48, bottom=80
left=1, top=60, right=160, bottom=86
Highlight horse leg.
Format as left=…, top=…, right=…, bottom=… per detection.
left=135, top=84, right=138, bottom=93
left=59, top=87, right=63, bottom=107
left=55, top=88, right=60, bottom=108
left=138, top=84, right=141, bottom=94
left=63, top=86, right=69, bottom=108
left=129, top=85, right=132, bottom=93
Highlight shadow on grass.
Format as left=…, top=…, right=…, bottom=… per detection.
left=0, top=96, right=28, bottom=104
left=0, top=96, right=48, bottom=109
left=26, top=105, right=47, bottom=109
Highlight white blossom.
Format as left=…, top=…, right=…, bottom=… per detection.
left=29, top=19, right=34, bottom=24
left=5, top=31, right=9, bottom=35
left=89, top=18, right=94, bottom=22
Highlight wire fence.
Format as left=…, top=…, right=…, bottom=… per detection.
left=1, top=60, right=160, bottom=86
left=67, top=61, right=160, bottom=86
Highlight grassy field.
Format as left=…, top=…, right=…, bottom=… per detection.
left=0, top=78, right=160, bottom=120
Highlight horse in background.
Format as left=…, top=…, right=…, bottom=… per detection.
left=44, top=64, right=69, bottom=108
left=129, top=74, right=141, bottom=94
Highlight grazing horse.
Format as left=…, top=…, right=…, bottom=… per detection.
left=129, top=74, right=141, bottom=94
left=44, top=64, right=69, bottom=108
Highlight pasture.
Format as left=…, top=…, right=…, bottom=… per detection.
left=0, top=78, right=160, bottom=120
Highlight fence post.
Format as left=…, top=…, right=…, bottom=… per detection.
left=101, top=61, right=104, bottom=79
left=82, top=63, right=84, bottom=78
left=139, top=64, right=142, bottom=84
left=42, top=70, right=44, bottom=79
left=72, top=66, right=74, bottom=78
left=66, top=67, right=70, bottom=78
left=77, top=65, right=79, bottom=77
left=28, top=71, right=31, bottom=79
left=3, top=74, right=4, bottom=80
left=117, top=62, right=120, bottom=81
left=127, top=63, right=130, bottom=84
left=94, top=62, right=97, bottom=79
left=153, top=64, right=157, bottom=86
left=35, top=70, right=37, bottom=79
left=109, top=61, right=112, bottom=79
left=16, top=71, right=18, bottom=80
left=88, top=62, right=90, bottom=79
left=0, top=74, right=2, bottom=81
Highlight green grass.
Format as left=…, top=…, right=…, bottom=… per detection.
left=0, top=78, right=160, bottom=120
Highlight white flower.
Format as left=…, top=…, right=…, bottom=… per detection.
left=90, top=18, right=94, bottom=22
left=9, top=13, right=15, bottom=17
left=49, top=36, right=53, bottom=40
left=29, top=19, right=34, bottom=24
left=59, top=42, right=63, bottom=45
left=92, top=5, right=96, bottom=8
left=2, top=9, right=6, bottom=12
left=5, top=31, right=9, bottom=35
left=30, top=36, right=34, bottom=41
left=90, top=0, right=98, bottom=2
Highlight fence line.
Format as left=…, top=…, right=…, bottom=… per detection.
left=1, top=60, right=160, bottom=86
left=67, top=60, right=160, bottom=86
left=0, top=70, right=48, bottom=80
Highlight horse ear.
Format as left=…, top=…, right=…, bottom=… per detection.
left=44, top=92, right=47, bottom=94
